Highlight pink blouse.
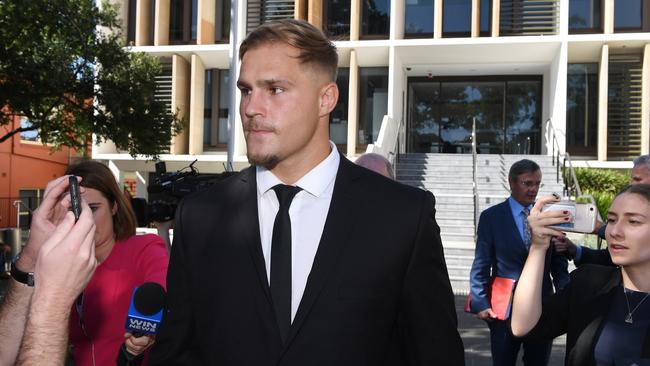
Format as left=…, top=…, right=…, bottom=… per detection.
left=69, top=234, right=169, bottom=365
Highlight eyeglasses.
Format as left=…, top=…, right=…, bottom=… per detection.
left=518, top=180, right=542, bottom=188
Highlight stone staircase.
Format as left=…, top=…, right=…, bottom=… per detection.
left=397, top=153, right=565, bottom=294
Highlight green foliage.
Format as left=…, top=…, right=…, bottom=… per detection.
left=0, top=0, right=182, bottom=157
left=574, top=168, right=629, bottom=218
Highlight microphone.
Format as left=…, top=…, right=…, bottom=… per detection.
left=116, top=282, right=166, bottom=366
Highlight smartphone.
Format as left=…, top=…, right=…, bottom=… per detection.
left=69, top=176, right=82, bottom=222
left=542, top=201, right=597, bottom=233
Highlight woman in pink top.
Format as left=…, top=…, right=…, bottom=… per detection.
left=66, top=161, right=169, bottom=365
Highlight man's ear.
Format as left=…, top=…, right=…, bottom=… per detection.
left=318, top=82, right=339, bottom=117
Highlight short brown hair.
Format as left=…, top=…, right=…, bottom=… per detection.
left=239, top=19, right=339, bottom=82
left=616, top=184, right=650, bottom=204
left=65, top=160, right=136, bottom=240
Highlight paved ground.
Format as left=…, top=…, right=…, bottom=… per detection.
left=456, top=294, right=566, bottom=365
left=0, top=278, right=565, bottom=365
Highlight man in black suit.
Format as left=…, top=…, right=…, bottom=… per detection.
left=149, top=19, right=464, bottom=365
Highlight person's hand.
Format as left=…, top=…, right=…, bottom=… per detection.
left=123, top=333, right=155, bottom=356
left=552, top=236, right=577, bottom=259
left=32, top=199, right=96, bottom=309
left=477, top=308, right=497, bottom=322
left=19, top=175, right=83, bottom=272
left=528, top=195, right=570, bottom=250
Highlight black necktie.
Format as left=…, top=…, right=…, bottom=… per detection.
left=270, top=184, right=301, bottom=343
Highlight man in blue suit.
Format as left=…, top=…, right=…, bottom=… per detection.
left=469, top=159, right=569, bottom=366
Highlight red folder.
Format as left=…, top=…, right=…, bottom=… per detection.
left=464, top=277, right=517, bottom=320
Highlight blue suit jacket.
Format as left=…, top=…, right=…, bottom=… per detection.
left=469, top=199, right=569, bottom=314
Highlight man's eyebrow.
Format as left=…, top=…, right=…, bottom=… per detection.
left=237, top=79, right=294, bottom=89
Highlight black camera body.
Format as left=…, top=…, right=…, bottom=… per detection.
left=133, top=160, right=234, bottom=226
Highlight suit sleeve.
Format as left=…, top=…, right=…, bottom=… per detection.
left=549, top=243, right=570, bottom=292
left=469, top=211, right=494, bottom=312
left=398, top=191, right=465, bottom=365
left=575, top=247, right=613, bottom=267
left=149, top=200, right=199, bottom=365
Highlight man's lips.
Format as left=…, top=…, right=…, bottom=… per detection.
left=610, top=244, right=628, bottom=251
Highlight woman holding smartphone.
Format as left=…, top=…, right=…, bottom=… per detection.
left=511, top=184, right=650, bottom=365
left=66, top=161, right=169, bottom=365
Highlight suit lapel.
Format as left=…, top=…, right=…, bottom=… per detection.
left=281, top=157, right=362, bottom=351
left=236, top=168, right=273, bottom=303
left=500, top=200, right=527, bottom=249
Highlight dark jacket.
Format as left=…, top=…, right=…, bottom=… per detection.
left=521, top=265, right=650, bottom=366
left=149, top=156, right=465, bottom=365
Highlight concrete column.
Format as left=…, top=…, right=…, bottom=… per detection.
left=197, top=0, right=216, bottom=45
left=155, top=0, right=170, bottom=46
left=189, top=55, right=205, bottom=155
left=598, top=45, right=609, bottom=161
left=642, top=44, right=650, bottom=155
left=135, top=0, right=152, bottom=46
left=295, top=0, right=308, bottom=20
left=603, top=0, right=614, bottom=34
left=471, top=0, right=480, bottom=37
left=390, top=0, right=405, bottom=39
left=308, top=0, right=323, bottom=30
left=491, top=0, right=500, bottom=37
left=347, top=50, right=359, bottom=156
left=172, top=55, right=191, bottom=155
left=350, top=0, right=361, bottom=41
left=434, top=0, right=443, bottom=38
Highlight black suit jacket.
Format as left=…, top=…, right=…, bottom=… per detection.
left=521, top=265, right=650, bottom=366
left=149, top=156, right=465, bottom=365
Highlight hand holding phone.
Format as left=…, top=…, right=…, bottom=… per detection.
left=69, top=176, right=82, bottom=222
left=541, top=201, right=598, bottom=233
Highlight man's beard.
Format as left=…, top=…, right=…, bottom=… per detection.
left=247, top=152, right=280, bottom=170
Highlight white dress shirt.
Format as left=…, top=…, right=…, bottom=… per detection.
left=256, top=142, right=339, bottom=322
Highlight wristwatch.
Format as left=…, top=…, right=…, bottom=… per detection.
left=11, top=255, right=34, bottom=287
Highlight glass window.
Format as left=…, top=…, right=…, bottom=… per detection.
left=170, top=0, right=198, bottom=44
left=362, top=0, right=390, bottom=38
left=215, top=0, right=231, bottom=42
left=480, top=0, right=492, bottom=36
left=127, top=0, right=136, bottom=44
left=323, top=0, right=350, bottom=39
left=566, top=64, right=598, bottom=157
left=330, top=68, right=349, bottom=149
left=407, top=76, right=542, bottom=154
left=505, top=80, right=541, bottom=154
left=203, top=70, right=230, bottom=150
left=443, top=0, right=472, bottom=37
left=614, top=0, right=644, bottom=31
left=357, top=68, right=389, bottom=152
left=405, top=0, right=434, bottom=38
left=569, top=0, right=602, bottom=33
left=19, top=118, right=39, bottom=142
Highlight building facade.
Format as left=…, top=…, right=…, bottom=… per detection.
left=0, top=114, right=77, bottom=228
left=95, top=0, right=650, bottom=198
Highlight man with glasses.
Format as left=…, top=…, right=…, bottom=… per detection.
left=468, top=159, right=569, bottom=366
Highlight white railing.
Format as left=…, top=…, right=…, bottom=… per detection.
left=365, top=115, right=399, bottom=168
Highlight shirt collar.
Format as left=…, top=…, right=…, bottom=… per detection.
left=256, top=141, right=340, bottom=198
left=508, top=196, right=532, bottom=214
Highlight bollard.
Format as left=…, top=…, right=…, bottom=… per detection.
left=1, top=228, right=22, bottom=259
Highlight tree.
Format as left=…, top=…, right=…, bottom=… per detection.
left=0, top=0, right=182, bottom=157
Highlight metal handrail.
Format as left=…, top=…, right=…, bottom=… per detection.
left=471, top=117, right=479, bottom=242
left=545, top=118, right=582, bottom=198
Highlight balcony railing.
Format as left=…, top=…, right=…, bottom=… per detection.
left=247, top=0, right=295, bottom=33
left=500, top=0, right=560, bottom=36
